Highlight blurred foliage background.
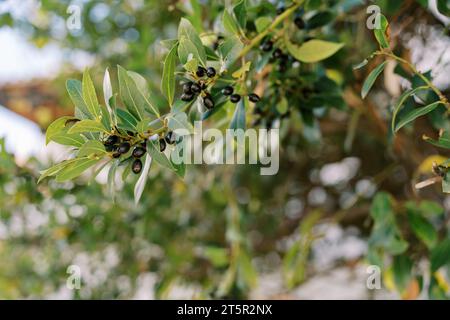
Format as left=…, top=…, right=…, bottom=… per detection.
left=1, top=0, right=450, bottom=299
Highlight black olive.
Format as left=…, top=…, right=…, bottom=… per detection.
left=230, top=94, right=241, bottom=103
left=132, top=147, right=146, bottom=158
left=165, top=131, right=176, bottom=145
left=190, top=82, right=202, bottom=94
left=104, top=135, right=119, bottom=146
left=260, top=40, right=273, bottom=52
left=196, top=66, right=206, bottom=77
left=117, top=142, right=131, bottom=154
left=181, top=92, right=195, bottom=102
left=206, top=67, right=216, bottom=78
left=132, top=159, right=143, bottom=174
left=183, top=82, right=193, bottom=94
left=203, top=94, right=215, bottom=109
left=221, top=86, right=234, bottom=96
left=248, top=93, right=260, bottom=103
left=159, top=139, right=167, bottom=152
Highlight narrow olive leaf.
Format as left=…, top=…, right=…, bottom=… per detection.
left=116, top=108, right=138, bottom=131
left=374, top=14, right=390, bottom=49
left=134, top=154, right=152, bottom=204
left=353, top=59, right=368, bottom=70
left=107, top=160, right=119, bottom=202
left=443, top=171, right=450, bottom=194
left=161, top=45, right=177, bottom=106
left=38, top=159, right=79, bottom=183
left=407, top=211, right=438, bottom=249
left=233, top=0, right=247, bottom=29
left=117, top=65, right=146, bottom=120
left=55, top=157, right=99, bottom=182
left=68, top=119, right=109, bottom=134
left=229, top=98, right=246, bottom=130
left=177, top=18, right=206, bottom=66
left=361, top=61, right=387, bottom=99
left=127, top=71, right=160, bottom=117
left=285, top=39, right=344, bottom=63
left=147, top=139, right=175, bottom=171
left=50, top=133, right=85, bottom=147
left=430, top=238, right=450, bottom=272
left=167, top=112, right=194, bottom=134
left=78, top=140, right=106, bottom=157
left=46, top=116, right=75, bottom=144
left=423, top=131, right=450, bottom=149
left=82, top=69, right=101, bottom=119
left=103, top=68, right=113, bottom=115
left=170, top=142, right=186, bottom=178
left=66, top=79, right=92, bottom=119
left=223, top=10, right=240, bottom=36
left=394, top=101, right=443, bottom=132
left=218, top=35, right=243, bottom=69
left=391, top=86, right=430, bottom=132
left=254, top=17, right=271, bottom=33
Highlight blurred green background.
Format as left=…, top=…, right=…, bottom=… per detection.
left=0, top=0, right=450, bottom=299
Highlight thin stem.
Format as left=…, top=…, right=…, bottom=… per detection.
left=375, top=51, right=450, bottom=109
left=238, top=1, right=304, bottom=58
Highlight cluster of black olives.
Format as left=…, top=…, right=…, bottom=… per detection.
left=104, top=131, right=177, bottom=174
left=220, top=85, right=260, bottom=105
left=260, top=39, right=293, bottom=73
left=181, top=66, right=217, bottom=110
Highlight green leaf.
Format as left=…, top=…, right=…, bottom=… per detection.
left=286, top=39, right=344, bottom=64
left=223, top=10, right=240, bottom=36
left=82, top=69, right=101, bottom=119
left=392, top=255, right=413, bottom=292
left=353, top=59, right=368, bottom=70
left=107, top=160, right=119, bottom=201
left=183, top=58, right=198, bottom=73
left=394, top=101, right=443, bottom=132
left=46, top=116, right=76, bottom=144
left=66, top=79, right=91, bottom=119
left=370, top=192, right=393, bottom=221
left=103, top=68, right=116, bottom=125
left=134, top=154, right=152, bottom=204
left=116, top=108, right=138, bottom=131
left=218, top=35, right=243, bottom=69
left=38, top=159, right=79, bottom=183
left=147, top=139, right=176, bottom=172
left=167, top=112, right=194, bottom=134
left=254, top=17, right=271, bottom=33
left=177, top=18, right=206, bottom=66
left=391, top=86, right=430, bottom=132
left=423, top=131, right=450, bottom=149
left=443, top=171, right=450, bottom=193
left=374, top=14, right=390, bottom=49
left=50, top=133, right=85, bottom=147
left=430, top=238, right=450, bottom=272
left=361, top=61, right=387, bottom=99
left=55, top=157, right=99, bottom=182
left=78, top=140, right=107, bottom=157
left=233, top=0, right=247, bottom=29
left=117, top=65, right=148, bottom=120
left=68, top=119, right=109, bottom=134
left=229, top=98, right=246, bottom=130
left=161, top=45, right=177, bottom=106
left=407, top=210, right=438, bottom=249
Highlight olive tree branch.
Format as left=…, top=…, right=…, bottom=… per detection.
left=238, top=0, right=304, bottom=58
left=375, top=51, right=450, bottom=109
